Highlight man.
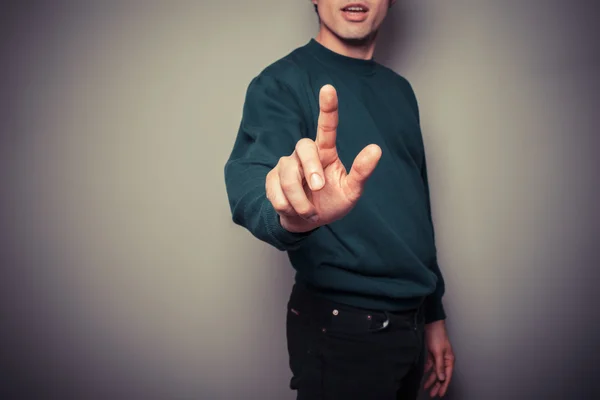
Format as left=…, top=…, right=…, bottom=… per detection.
left=224, top=0, right=455, bottom=398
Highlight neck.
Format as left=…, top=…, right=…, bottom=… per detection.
left=315, top=25, right=378, bottom=60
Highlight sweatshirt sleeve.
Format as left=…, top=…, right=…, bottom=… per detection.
left=420, top=158, right=447, bottom=323
left=224, top=74, right=316, bottom=251
left=400, top=76, right=447, bottom=323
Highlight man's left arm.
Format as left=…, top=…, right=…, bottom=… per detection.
left=420, top=158, right=447, bottom=324
left=398, top=75, right=447, bottom=322
left=399, top=76, right=455, bottom=397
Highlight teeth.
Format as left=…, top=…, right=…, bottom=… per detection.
left=345, top=6, right=365, bottom=11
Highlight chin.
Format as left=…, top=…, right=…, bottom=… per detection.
left=336, top=30, right=373, bottom=44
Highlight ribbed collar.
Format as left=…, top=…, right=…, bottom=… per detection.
left=304, top=38, right=378, bottom=76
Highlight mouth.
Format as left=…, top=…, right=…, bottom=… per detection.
left=341, top=3, right=369, bottom=21
left=341, top=3, right=369, bottom=13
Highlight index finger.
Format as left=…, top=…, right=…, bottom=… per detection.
left=315, top=84, right=338, bottom=151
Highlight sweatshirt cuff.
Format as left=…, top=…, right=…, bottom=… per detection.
left=263, top=199, right=315, bottom=251
left=423, top=294, right=446, bottom=324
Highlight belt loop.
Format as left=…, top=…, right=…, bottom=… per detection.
left=413, top=306, right=420, bottom=330
left=414, top=310, right=418, bottom=330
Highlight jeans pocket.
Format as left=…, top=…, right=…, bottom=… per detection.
left=286, top=304, right=322, bottom=395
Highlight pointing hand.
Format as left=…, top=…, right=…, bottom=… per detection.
left=265, top=84, right=382, bottom=232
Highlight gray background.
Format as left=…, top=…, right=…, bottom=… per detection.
left=1, top=1, right=599, bottom=399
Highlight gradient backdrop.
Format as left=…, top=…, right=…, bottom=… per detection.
left=1, top=1, right=599, bottom=399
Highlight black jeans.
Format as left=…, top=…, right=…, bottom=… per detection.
left=286, top=283, right=426, bottom=400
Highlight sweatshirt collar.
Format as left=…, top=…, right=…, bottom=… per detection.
left=304, top=38, right=378, bottom=76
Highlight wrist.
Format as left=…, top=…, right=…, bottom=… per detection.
left=280, top=215, right=320, bottom=233
left=424, top=295, right=446, bottom=324
left=425, top=318, right=445, bottom=329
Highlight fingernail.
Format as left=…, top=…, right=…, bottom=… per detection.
left=439, top=373, right=446, bottom=381
left=308, top=215, right=319, bottom=223
left=310, top=173, right=323, bottom=189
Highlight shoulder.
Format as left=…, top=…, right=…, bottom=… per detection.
left=375, top=64, right=421, bottom=121
left=240, top=46, right=314, bottom=123
left=249, top=46, right=310, bottom=92
left=376, top=64, right=418, bottom=98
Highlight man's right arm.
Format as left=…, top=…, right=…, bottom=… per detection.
left=224, top=74, right=314, bottom=251
left=225, top=78, right=381, bottom=251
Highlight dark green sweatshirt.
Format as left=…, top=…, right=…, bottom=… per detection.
left=224, top=39, right=446, bottom=323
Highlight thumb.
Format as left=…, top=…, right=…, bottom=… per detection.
left=435, top=352, right=446, bottom=381
left=344, top=144, right=382, bottom=202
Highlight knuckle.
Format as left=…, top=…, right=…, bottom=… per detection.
left=279, top=156, right=299, bottom=174
left=278, top=155, right=292, bottom=167
left=271, top=199, right=289, bottom=213
left=295, top=138, right=314, bottom=151
left=276, top=204, right=295, bottom=216
left=281, top=207, right=296, bottom=216
left=279, top=178, right=296, bottom=192
left=265, top=174, right=280, bottom=194
left=295, top=204, right=314, bottom=218
left=266, top=169, right=276, bottom=184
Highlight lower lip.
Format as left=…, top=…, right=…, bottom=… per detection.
left=342, top=10, right=369, bottom=22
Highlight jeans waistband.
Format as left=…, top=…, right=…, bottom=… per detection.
left=289, top=282, right=423, bottom=332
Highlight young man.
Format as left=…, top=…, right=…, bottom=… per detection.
left=224, top=0, right=455, bottom=398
